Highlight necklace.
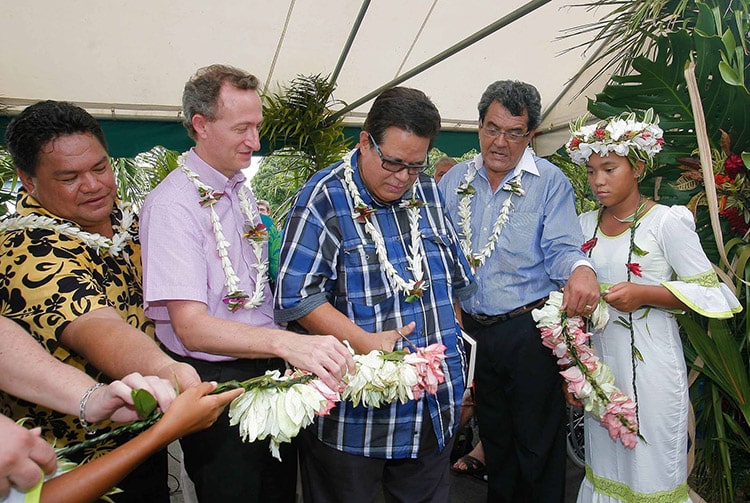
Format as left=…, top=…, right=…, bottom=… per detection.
left=0, top=200, right=136, bottom=257
left=341, top=149, right=427, bottom=302
left=456, top=158, right=524, bottom=270
left=585, top=196, right=649, bottom=429
left=610, top=195, right=646, bottom=223
left=179, top=153, right=269, bottom=312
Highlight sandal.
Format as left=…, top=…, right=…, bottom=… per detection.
left=450, top=454, right=486, bottom=480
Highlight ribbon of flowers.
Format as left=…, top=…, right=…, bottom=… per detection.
left=179, top=153, right=269, bottom=311
left=582, top=199, right=649, bottom=430
left=341, top=341, right=447, bottom=407
left=342, top=149, right=428, bottom=301
left=225, top=370, right=339, bottom=460
left=531, top=291, right=640, bottom=448
left=56, top=343, right=447, bottom=462
left=565, top=109, right=664, bottom=167
left=0, top=201, right=136, bottom=257
left=456, top=159, right=524, bottom=270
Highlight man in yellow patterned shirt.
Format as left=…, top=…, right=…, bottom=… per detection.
left=0, top=100, right=200, bottom=503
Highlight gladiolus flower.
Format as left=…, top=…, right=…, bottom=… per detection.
left=626, top=263, right=642, bottom=277
left=581, top=237, right=598, bottom=253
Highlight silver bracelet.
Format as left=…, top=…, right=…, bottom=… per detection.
left=79, top=382, right=105, bottom=435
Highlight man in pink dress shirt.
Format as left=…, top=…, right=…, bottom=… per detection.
left=139, top=64, right=353, bottom=503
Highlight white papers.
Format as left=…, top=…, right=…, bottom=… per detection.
left=461, top=330, right=477, bottom=386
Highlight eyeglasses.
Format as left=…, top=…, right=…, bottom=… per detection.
left=368, top=133, right=429, bottom=175
left=480, top=124, right=531, bottom=142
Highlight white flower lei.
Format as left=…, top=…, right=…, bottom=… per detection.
left=0, top=201, right=136, bottom=257
left=456, top=158, right=524, bottom=270
left=179, top=153, right=269, bottom=311
left=565, top=109, right=664, bottom=166
left=342, top=149, right=428, bottom=301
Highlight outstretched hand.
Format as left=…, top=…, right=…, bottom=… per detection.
left=562, top=266, right=600, bottom=318
left=353, top=321, right=417, bottom=354
left=0, top=416, right=56, bottom=498
left=85, top=373, right=178, bottom=424
left=153, top=382, right=244, bottom=441
left=280, top=334, right=355, bottom=390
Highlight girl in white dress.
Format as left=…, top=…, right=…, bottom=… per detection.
left=565, top=111, right=741, bottom=502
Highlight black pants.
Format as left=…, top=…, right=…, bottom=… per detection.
left=169, top=353, right=297, bottom=503
left=110, top=447, right=169, bottom=502
left=298, top=406, right=454, bottom=503
left=469, top=312, right=567, bottom=503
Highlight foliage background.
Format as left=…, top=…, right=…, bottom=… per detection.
left=1, top=2, right=748, bottom=499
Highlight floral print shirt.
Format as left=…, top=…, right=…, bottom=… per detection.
left=0, top=189, right=152, bottom=454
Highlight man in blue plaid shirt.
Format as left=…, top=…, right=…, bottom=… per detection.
left=275, top=87, right=475, bottom=502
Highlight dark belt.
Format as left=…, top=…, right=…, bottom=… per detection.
left=465, top=297, right=548, bottom=326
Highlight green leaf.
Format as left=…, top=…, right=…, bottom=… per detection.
left=719, top=61, right=745, bottom=88
left=632, top=345, right=644, bottom=362
left=380, top=350, right=409, bottom=362
left=679, top=314, right=750, bottom=428
left=631, top=242, right=649, bottom=257
left=721, top=28, right=737, bottom=56
left=132, top=388, right=158, bottom=419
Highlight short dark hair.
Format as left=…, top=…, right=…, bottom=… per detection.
left=478, top=81, right=542, bottom=131
left=5, top=100, right=108, bottom=177
left=182, top=64, right=260, bottom=140
left=363, top=87, right=441, bottom=148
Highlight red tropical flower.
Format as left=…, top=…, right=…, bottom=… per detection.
left=581, top=237, right=598, bottom=253
left=725, top=153, right=745, bottom=179
left=354, top=204, right=376, bottom=223
left=243, top=223, right=268, bottom=242
left=714, top=174, right=732, bottom=186
left=721, top=207, right=750, bottom=236
left=625, top=263, right=642, bottom=277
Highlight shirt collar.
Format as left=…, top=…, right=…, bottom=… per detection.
left=474, top=147, right=539, bottom=181
left=186, top=148, right=247, bottom=193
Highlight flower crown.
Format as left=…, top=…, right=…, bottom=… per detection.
left=565, top=109, right=664, bottom=166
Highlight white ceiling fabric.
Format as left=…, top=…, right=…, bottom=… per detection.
left=1, top=0, right=615, bottom=155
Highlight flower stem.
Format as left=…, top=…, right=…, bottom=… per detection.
left=55, top=415, right=161, bottom=458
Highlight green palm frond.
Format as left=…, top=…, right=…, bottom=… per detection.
left=261, top=74, right=351, bottom=174
left=0, top=147, right=19, bottom=217
left=110, top=146, right=179, bottom=208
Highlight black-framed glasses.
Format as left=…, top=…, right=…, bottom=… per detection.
left=480, top=124, right=531, bottom=142
left=368, top=133, right=429, bottom=175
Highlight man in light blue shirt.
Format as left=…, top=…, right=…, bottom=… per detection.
left=439, top=80, right=599, bottom=502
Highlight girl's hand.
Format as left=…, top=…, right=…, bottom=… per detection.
left=602, top=283, right=643, bottom=312
left=153, top=382, right=244, bottom=441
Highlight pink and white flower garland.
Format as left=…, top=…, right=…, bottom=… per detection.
left=227, top=343, right=447, bottom=460
left=342, top=342, right=447, bottom=407
left=532, top=291, right=640, bottom=448
left=228, top=369, right=339, bottom=460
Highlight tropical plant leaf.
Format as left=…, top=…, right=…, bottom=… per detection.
left=679, top=314, right=750, bottom=425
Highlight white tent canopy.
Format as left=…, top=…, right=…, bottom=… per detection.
left=1, top=0, right=614, bottom=156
